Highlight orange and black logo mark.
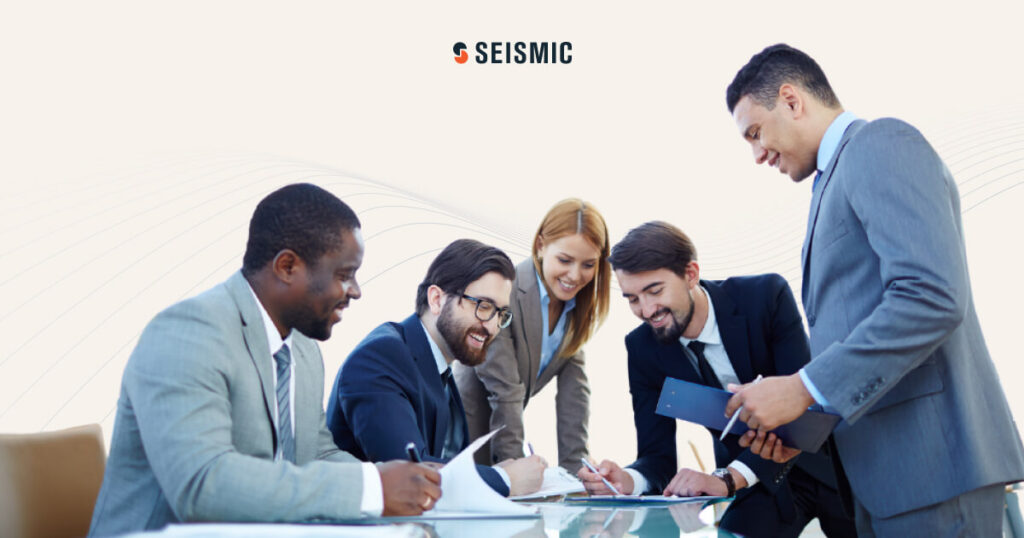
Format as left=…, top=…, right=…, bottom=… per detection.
left=453, top=41, right=572, bottom=64
left=453, top=42, right=469, bottom=64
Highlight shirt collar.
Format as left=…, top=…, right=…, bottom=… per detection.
left=420, top=320, right=450, bottom=375
left=246, top=282, right=293, bottom=357
left=679, top=284, right=721, bottom=347
left=816, top=111, right=858, bottom=174
left=535, top=268, right=577, bottom=312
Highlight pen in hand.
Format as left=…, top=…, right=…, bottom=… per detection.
left=720, top=374, right=764, bottom=441
left=580, top=457, right=623, bottom=496
left=405, top=442, right=421, bottom=462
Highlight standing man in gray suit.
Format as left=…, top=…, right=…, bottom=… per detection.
left=722, top=44, right=1024, bottom=535
left=90, top=184, right=441, bottom=537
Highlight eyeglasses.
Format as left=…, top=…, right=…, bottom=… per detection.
left=458, top=293, right=513, bottom=329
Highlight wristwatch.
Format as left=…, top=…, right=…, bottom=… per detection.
left=711, top=467, right=736, bottom=497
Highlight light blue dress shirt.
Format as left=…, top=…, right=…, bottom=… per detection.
left=800, top=110, right=858, bottom=411
left=536, top=270, right=576, bottom=378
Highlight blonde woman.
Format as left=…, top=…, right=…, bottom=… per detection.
left=454, top=199, right=611, bottom=472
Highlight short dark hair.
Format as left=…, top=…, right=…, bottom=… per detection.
left=415, top=239, right=515, bottom=316
left=608, top=221, right=697, bottom=277
left=241, top=183, right=361, bottom=276
left=726, top=43, right=840, bottom=113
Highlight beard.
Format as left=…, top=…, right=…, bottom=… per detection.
left=647, top=290, right=695, bottom=344
left=436, top=300, right=493, bottom=367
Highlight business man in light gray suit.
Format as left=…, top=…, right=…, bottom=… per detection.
left=721, top=44, right=1024, bottom=536
left=89, top=184, right=442, bottom=536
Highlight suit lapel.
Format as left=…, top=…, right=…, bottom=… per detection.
left=703, top=280, right=754, bottom=383
left=226, top=272, right=279, bottom=444
left=517, top=261, right=543, bottom=393
left=801, top=120, right=866, bottom=279
left=657, top=334, right=703, bottom=385
left=401, top=315, right=450, bottom=457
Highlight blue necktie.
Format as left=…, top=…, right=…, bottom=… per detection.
left=688, top=341, right=722, bottom=390
left=274, top=344, right=295, bottom=463
left=441, top=367, right=465, bottom=459
left=812, top=169, right=823, bottom=191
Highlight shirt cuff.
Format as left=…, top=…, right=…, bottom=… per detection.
left=360, top=462, right=383, bottom=516
left=727, top=460, right=758, bottom=488
left=492, top=466, right=512, bottom=490
left=799, top=367, right=835, bottom=412
left=624, top=468, right=648, bottom=495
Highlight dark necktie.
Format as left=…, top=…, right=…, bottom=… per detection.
left=441, top=367, right=465, bottom=459
left=273, top=344, right=296, bottom=463
left=687, top=340, right=722, bottom=390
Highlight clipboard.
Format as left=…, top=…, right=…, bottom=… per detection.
left=655, top=377, right=840, bottom=452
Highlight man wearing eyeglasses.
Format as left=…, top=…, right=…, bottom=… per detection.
left=326, top=239, right=547, bottom=497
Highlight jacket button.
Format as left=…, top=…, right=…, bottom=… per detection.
left=807, top=314, right=816, bottom=326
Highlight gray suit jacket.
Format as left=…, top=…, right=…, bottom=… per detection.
left=89, top=271, right=365, bottom=536
left=801, top=118, right=1024, bottom=518
left=454, top=259, right=589, bottom=472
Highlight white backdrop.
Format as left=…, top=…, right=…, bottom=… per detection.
left=2, top=1, right=1022, bottom=481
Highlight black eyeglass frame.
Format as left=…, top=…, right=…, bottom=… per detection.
left=457, top=293, right=513, bottom=329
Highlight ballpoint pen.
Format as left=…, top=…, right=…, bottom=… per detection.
left=580, top=457, right=623, bottom=496
left=720, top=374, right=763, bottom=441
left=405, top=442, right=421, bottom=462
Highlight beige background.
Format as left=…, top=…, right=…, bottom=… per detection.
left=1, top=0, right=1022, bottom=487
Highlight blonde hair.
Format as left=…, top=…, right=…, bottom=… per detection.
left=532, top=198, right=611, bottom=359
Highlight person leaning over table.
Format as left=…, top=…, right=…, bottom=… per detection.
left=579, top=221, right=854, bottom=538
left=454, top=198, right=612, bottom=473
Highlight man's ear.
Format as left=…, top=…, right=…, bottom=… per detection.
left=778, top=83, right=804, bottom=119
left=271, top=249, right=305, bottom=284
left=684, top=260, right=701, bottom=289
left=427, top=284, right=446, bottom=316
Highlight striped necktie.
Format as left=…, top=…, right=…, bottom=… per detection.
left=274, top=344, right=295, bottom=463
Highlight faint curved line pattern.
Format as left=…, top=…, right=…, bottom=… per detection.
left=4, top=223, right=246, bottom=422
left=2, top=155, right=262, bottom=236
left=2, top=161, right=303, bottom=260
left=41, top=249, right=248, bottom=429
left=963, top=181, right=1023, bottom=213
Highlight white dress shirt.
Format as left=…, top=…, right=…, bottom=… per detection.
left=248, top=284, right=383, bottom=516
left=625, top=285, right=759, bottom=494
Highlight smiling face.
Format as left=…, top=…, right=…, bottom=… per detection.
left=537, top=233, right=601, bottom=303
left=732, top=89, right=818, bottom=183
left=285, top=227, right=364, bottom=341
left=616, top=267, right=697, bottom=344
left=436, top=271, right=512, bottom=366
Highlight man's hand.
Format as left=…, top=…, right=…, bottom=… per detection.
left=576, top=459, right=634, bottom=495
left=725, top=373, right=814, bottom=431
left=495, top=454, right=547, bottom=496
left=738, top=430, right=802, bottom=463
left=663, top=467, right=746, bottom=497
left=378, top=461, right=442, bottom=516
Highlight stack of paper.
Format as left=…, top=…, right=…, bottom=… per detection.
left=509, top=467, right=585, bottom=500
left=425, top=429, right=538, bottom=518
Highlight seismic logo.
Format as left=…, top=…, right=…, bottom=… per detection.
left=453, top=41, right=573, bottom=64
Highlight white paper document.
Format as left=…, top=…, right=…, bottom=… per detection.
left=426, top=428, right=538, bottom=517
left=509, top=466, right=586, bottom=500
left=131, top=523, right=424, bottom=537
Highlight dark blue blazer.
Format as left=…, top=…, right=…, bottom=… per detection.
left=625, top=275, right=837, bottom=500
left=326, top=314, right=509, bottom=496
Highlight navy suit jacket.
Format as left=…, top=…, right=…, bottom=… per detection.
left=625, top=275, right=836, bottom=500
left=327, top=314, right=509, bottom=496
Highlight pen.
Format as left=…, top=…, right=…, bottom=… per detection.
left=720, top=374, right=763, bottom=441
left=527, top=442, right=535, bottom=456
left=405, top=442, right=421, bottom=462
left=580, top=457, right=623, bottom=496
